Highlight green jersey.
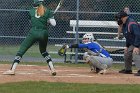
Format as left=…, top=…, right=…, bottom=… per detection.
left=29, top=8, right=53, bottom=28
left=17, top=7, right=54, bottom=56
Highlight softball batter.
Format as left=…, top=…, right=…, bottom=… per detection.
left=3, top=0, right=56, bottom=76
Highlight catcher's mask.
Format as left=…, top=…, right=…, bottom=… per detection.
left=82, top=33, right=95, bottom=43
left=33, top=0, right=44, bottom=7
left=115, top=11, right=128, bottom=25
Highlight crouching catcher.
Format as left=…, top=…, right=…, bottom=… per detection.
left=58, top=33, right=113, bottom=74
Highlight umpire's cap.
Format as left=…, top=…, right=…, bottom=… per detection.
left=115, top=11, right=128, bottom=19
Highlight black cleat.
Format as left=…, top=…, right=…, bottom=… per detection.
left=134, top=70, right=140, bottom=76
left=95, top=68, right=101, bottom=73
left=51, top=71, right=57, bottom=76
left=119, top=69, right=132, bottom=74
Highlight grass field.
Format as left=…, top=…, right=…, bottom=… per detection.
left=0, top=44, right=119, bottom=58
left=0, top=61, right=136, bottom=71
left=0, top=80, right=140, bottom=93
left=0, top=44, right=62, bottom=58
left=0, top=61, right=124, bottom=68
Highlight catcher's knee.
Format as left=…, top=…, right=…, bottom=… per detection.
left=83, top=52, right=90, bottom=62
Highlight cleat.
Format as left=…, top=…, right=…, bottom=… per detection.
left=51, top=69, right=56, bottom=76
left=119, top=69, right=132, bottom=74
left=98, top=70, right=106, bottom=74
left=98, top=69, right=107, bottom=74
left=90, top=68, right=94, bottom=72
left=95, top=68, right=101, bottom=73
left=101, top=64, right=108, bottom=70
left=134, top=70, right=140, bottom=76
left=3, top=70, right=15, bottom=75
left=52, top=71, right=57, bottom=76
left=97, top=64, right=107, bottom=74
left=90, top=66, right=96, bottom=72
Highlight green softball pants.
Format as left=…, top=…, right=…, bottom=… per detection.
left=16, top=27, right=48, bottom=57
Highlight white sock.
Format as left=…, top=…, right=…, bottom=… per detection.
left=48, top=61, right=55, bottom=70
left=11, top=63, right=18, bottom=71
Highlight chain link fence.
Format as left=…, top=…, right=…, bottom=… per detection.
left=0, top=0, right=140, bottom=63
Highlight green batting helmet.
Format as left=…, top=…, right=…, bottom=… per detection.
left=33, top=0, right=44, bottom=7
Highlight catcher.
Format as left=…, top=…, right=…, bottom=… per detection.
left=3, top=0, right=56, bottom=76
left=58, top=33, right=113, bottom=74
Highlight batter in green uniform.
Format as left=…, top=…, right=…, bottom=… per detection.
left=3, top=0, right=56, bottom=76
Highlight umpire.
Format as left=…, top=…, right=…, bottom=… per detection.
left=115, top=11, right=140, bottom=76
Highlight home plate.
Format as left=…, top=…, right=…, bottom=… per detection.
left=17, top=72, right=34, bottom=75
left=66, top=74, right=95, bottom=77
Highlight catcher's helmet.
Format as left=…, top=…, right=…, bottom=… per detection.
left=83, top=33, right=95, bottom=42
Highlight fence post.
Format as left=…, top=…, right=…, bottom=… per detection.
left=75, top=0, right=80, bottom=64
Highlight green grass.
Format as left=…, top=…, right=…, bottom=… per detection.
left=0, top=61, right=136, bottom=70
left=0, top=44, right=62, bottom=58
left=0, top=61, right=89, bottom=67
left=0, top=61, right=118, bottom=67
left=0, top=81, right=140, bottom=93
left=0, top=44, right=119, bottom=58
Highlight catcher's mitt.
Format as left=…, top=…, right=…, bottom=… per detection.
left=58, top=44, right=67, bottom=56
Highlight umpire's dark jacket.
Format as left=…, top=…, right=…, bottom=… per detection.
left=122, top=17, right=140, bottom=48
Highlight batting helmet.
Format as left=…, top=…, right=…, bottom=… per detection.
left=33, top=0, right=44, bottom=7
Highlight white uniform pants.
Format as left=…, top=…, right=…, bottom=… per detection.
left=83, top=52, right=113, bottom=70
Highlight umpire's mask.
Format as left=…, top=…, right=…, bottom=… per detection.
left=115, top=11, right=128, bottom=25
